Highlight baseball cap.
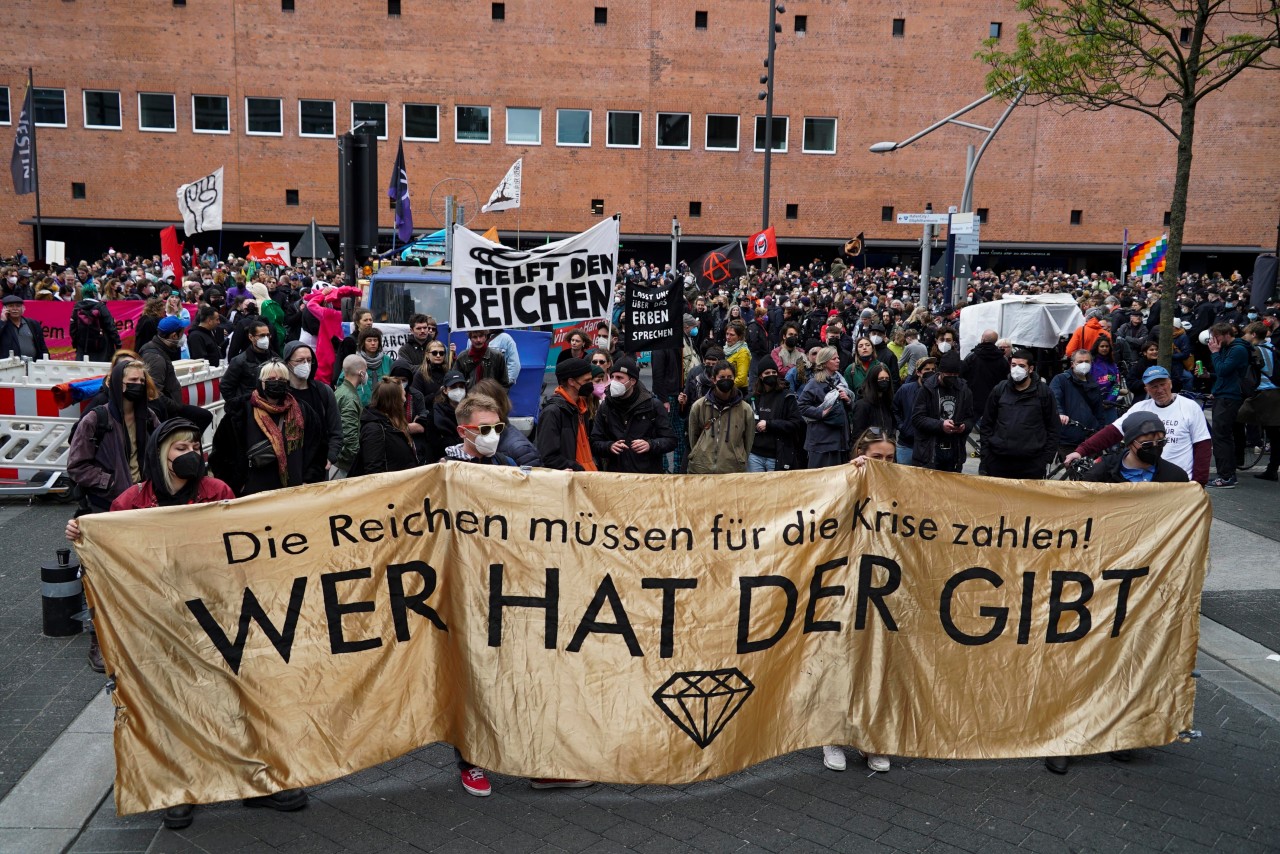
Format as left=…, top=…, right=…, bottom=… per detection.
left=157, top=316, right=190, bottom=335
left=1122, top=411, right=1165, bottom=445
left=612, top=356, right=640, bottom=379
left=1141, top=366, right=1171, bottom=385
left=442, top=370, right=466, bottom=388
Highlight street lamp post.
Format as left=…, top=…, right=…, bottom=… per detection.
left=870, top=79, right=1026, bottom=304
left=671, top=216, right=681, bottom=275
left=759, top=2, right=784, bottom=270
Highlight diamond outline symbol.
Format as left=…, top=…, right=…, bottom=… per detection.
left=652, top=667, right=755, bottom=749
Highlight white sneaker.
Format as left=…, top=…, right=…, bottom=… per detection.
left=822, top=745, right=847, bottom=771
left=862, top=752, right=890, bottom=773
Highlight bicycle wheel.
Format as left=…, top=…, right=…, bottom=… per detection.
left=1240, top=442, right=1263, bottom=471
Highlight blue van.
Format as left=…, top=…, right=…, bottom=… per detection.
left=365, top=265, right=451, bottom=324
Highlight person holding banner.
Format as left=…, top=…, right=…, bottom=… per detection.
left=66, top=418, right=308, bottom=829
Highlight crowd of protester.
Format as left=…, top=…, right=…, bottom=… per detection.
left=2, top=242, right=1277, bottom=817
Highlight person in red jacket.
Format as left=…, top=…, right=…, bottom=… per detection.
left=66, top=418, right=308, bottom=830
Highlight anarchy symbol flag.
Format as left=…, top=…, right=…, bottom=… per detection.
left=844, top=232, right=865, bottom=258
left=693, top=242, right=747, bottom=290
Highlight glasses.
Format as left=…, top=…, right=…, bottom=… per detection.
left=461, top=423, right=506, bottom=436
left=423, top=325, right=437, bottom=332
left=591, top=359, right=608, bottom=366
left=1136, top=439, right=1166, bottom=450
left=428, top=350, right=445, bottom=356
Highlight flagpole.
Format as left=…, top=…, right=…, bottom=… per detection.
left=1120, top=227, right=1128, bottom=289
left=28, top=68, right=43, bottom=263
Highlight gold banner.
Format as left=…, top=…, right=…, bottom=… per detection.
left=78, top=461, right=1209, bottom=815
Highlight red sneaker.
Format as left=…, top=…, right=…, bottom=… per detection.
left=460, top=768, right=492, bottom=797
left=530, top=778, right=593, bottom=789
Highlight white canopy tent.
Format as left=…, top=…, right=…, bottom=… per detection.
left=959, top=294, right=1084, bottom=358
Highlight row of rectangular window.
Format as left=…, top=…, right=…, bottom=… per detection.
left=0, top=88, right=839, bottom=153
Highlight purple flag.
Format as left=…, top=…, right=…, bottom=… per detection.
left=387, top=139, right=413, bottom=243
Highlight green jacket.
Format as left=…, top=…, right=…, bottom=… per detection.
left=687, top=394, right=755, bottom=474
left=334, top=380, right=363, bottom=469
left=259, top=297, right=288, bottom=347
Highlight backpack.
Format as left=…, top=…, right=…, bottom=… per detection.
left=68, top=404, right=113, bottom=514
left=74, top=303, right=105, bottom=352
left=1239, top=339, right=1264, bottom=398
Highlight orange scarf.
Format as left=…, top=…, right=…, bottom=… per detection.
left=556, top=387, right=597, bottom=472
left=250, top=391, right=305, bottom=486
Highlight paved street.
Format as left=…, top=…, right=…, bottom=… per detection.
left=1, top=461, right=1279, bottom=854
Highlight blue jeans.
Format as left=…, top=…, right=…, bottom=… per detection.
left=747, top=453, right=777, bottom=473
left=895, top=444, right=914, bottom=465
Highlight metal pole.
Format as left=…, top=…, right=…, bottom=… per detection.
left=444, top=195, right=455, bottom=266
left=919, top=200, right=933, bottom=309
left=1120, top=227, right=1129, bottom=289
left=28, top=69, right=43, bottom=263
left=952, top=145, right=976, bottom=304
left=761, top=0, right=778, bottom=271
left=670, top=217, right=679, bottom=275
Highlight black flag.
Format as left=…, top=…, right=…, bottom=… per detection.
left=693, top=242, right=747, bottom=290
left=844, top=232, right=865, bottom=258
left=10, top=85, right=34, bottom=196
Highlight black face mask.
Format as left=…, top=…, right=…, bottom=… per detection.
left=123, top=382, right=147, bottom=402
left=262, top=380, right=288, bottom=400
left=171, top=450, right=205, bottom=480
left=876, top=379, right=891, bottom=391
left=715, top=378, right=735, bottom=393
left=941, top=376, right=956, bottom=390
left=761, top=375, right=779, bottom=390
left=1135, top=443, right=1163, bottom=465
left=784, top=336, right=798, bottom=347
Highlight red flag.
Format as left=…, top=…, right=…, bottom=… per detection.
left=160, top=226, right=184, bottom=282
left=244, top=241, right=292, bottom=266
left=745, top=225, right=777, bottom=260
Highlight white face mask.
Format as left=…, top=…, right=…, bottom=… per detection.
left=1074, top=362, right=1092, bottom=376
left=447, top=387, right=466, bottom=403
left=871, top=335, right=884, bottom=346
left=937, top=341, right=952, bottom=353
left=608, top=379, right=628, bottom=397
left=596, top=336, right=610, bottom=349
left=255, top=335, right=271, bottom=350
left=1010, top=366, right=1029, bottom=382
left=292, top=362, right=312, bottom=380
left=472, top=431, right=501, bottom=456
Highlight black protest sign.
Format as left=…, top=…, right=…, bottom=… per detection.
left=623, top=280, right=681, bottom=350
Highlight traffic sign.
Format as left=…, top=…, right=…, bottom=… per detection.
left=949, top=213, right=980, bottom=235
left=896, top=212, right=951, bottom=225
left=954, top=234, right=980, bottom=256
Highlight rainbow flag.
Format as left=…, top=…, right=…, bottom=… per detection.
left=1128, top=234, right=1167, bottom=276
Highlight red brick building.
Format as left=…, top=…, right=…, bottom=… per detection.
left=2, top=0, right=1277, bottom=272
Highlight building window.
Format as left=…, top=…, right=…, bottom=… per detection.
left=1180, top=27, right=1191, bottom=45
left=33, top=88, right=66, bottom=127
left=138, top=93, right=176, bottom=132
left=656, top=112, right=691, bottom=149
left=282, top=0, right=294, bottom=10
left=492, top=2, right=504, bottom=20
left=299, top=99, right=335, bottom=136
left=245, top=97, right=283, bottom=136
left=504, top=107, right=541, bottom=144
left=892, top=18, right=905, bottom=37
left=286, top=189, right=300, bottom=206
left=594, top=6, right=607, bottom=24
left=689, top=201, right=702, bottom=218
left=0, top=87, right=9, bottom=125
left=881, top=205, right=894, bottom=222
left=794, top=15, right=807, bottom=34
left=455, top=105, right=491, bottom=143
left=388, top=0, right=401, bottom=15
left=71, top=182, right=86, bottom=200
left=785, top=203, right=798, bottom=220
left=606, top=110, right=640, bottom=148
left=192, top=95, right=230, bottom=134
left=1164, top=210, right=1172, bottom=226
left=173, top=0, right=185, bottom=6
left=352, top=101, right=388, bottom=139
left=705, top=114, right=739, bottom=151
left=557, top=109, right=591, bottom=146
left=801, top=117, right=836, bottom=154
left=404, top=103, right=439, bottom=141
left=754, top=116, right=788, bottom=152
left=83, top=90, right=121, bottom=130
left=695, top=10, right=707, bottom=29
left=1070, top=209, right=1082, bottom=225
left=977, top=208, right=989, bottom=224
left=989, top=22, right=1002, bottom=39
left=591, top=198, right=604, bottom=216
